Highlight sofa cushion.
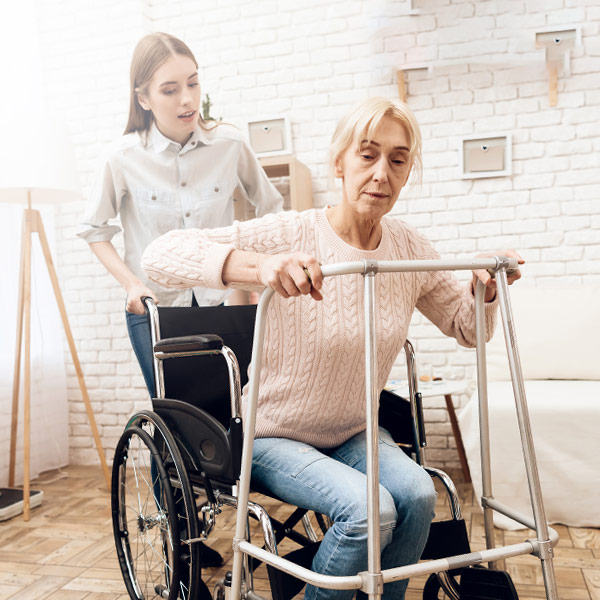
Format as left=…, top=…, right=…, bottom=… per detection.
left=485, top=285, right=600, bottom=381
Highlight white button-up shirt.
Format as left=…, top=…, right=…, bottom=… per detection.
left=78, top=123, right=283, bottom=306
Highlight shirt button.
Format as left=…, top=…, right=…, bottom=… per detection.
left=181, top=181, right=187, bottom=187
left=185, top=211, right=191, bottom=217
left=191, top=141, right=196, bottom=145
left=214, top=186, right=219, bottom=192
left=151, top=195, right=157, bottom=201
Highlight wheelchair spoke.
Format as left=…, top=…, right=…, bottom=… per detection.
left=112, top=425, right=183, bottom=600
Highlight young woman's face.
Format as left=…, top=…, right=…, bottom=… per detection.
left=137, top=54, right=201, bottom=145
left=335, top=115, right=413, bottom=222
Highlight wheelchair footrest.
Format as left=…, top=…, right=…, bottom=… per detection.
left=460, top=566, right=519, bottom=600
left=267, top=541, right=321, bottom=600
left=420, top=519, right=471, bottom=560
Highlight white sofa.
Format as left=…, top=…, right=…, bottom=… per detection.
left=458, top=285, right=600, bottom=530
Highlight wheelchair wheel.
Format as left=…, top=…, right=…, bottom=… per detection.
left=127, top=411, right=201, bottom=600
left=423, top=571, right=461, bottom=600
left=112, top=425, right=181, bottom=600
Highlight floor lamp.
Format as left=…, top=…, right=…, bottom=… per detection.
left=0, top=132, right=111, bottom=522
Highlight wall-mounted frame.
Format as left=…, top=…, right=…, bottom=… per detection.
left=246, top=116, right=292, bottom=158
left=535, top=25, right=580, bottom=107
left=459, top=133, right=512, bottom=179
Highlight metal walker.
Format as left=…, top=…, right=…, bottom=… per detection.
left=229, top=256, right=559, bottom=600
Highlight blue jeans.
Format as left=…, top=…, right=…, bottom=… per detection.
left=125, top=310, right=156, bottom=397
left=252, top=428, right=437, bottom=600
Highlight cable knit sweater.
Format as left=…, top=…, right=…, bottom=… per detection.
left=142, top=208, right=497, bottom=448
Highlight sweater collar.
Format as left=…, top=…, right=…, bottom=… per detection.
left=317, top=207, right=391, bottom=261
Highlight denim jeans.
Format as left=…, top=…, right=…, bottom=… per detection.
left=252, top=428, right=437, bottom=600
left=125, top=310, right=156, bottom=397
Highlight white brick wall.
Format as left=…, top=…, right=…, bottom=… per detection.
left=35, top=0, right=600, bottom=474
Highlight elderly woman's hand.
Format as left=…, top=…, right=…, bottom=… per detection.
left=258, top=252, right=323, bottom=301
left=472, top=250, right=525, bottom=302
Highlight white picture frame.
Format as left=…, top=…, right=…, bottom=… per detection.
left=459, top=133, right=512, bottom=179
left=246, top=116, right=293, bottom=157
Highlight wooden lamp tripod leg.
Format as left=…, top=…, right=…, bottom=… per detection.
left=34, top=210, right=111, bottom=490
left=9, top=210, right=28, bottom=489
left=9, top=210, right=32, bottom=518
left=8, top=208, right=33, bottom=520
left=9, top=205, right=110, bottom=522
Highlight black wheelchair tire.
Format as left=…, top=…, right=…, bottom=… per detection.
left=423, top=571, right=461, bottom=600
left=111, top=425, right=181, bottom=600
left=127, top=410, right=202, bottom=600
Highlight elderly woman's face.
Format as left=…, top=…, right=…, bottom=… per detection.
left=335, top=116, right=412, bottom=221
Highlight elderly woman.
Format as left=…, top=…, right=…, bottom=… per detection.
left=142, top=96, right=523, bottom=600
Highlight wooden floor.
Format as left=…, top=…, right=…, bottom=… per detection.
left=0, top=465, right=598, bottom=600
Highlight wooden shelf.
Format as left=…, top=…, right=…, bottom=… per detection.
left=234, top=155, right=313, bottom=221
left=259, top=154, right=313, bottom=212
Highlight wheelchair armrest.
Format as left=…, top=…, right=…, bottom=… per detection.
left=154, top=334, right=224, bottom=354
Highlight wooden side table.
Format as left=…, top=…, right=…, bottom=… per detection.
left=385, top=379, right=472, bottom=483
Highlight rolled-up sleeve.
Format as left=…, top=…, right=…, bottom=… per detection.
left=76, top=156, right=124, bottom=243
left=142, top=230, right=235, bottom=290
left=142, top=211, right=297, bottom=291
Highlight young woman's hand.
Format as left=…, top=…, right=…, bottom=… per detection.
left=258, top=253, right=323, bottom=301
left=472, top=250, right=525, bottom=302
left=126, top=283, right=159, bottom=314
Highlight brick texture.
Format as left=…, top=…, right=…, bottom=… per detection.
left=34, top=0, right=600, bottom=473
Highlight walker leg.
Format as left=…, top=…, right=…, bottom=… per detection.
left=495, top=271, right=559, bottom=600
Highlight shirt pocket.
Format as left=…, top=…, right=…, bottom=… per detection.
left=133, top=189, right=182, bottom=236
left=192, top=181, right=234, bottom=228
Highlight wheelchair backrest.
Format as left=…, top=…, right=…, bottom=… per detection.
left=154, top=304, right=257, bottom=429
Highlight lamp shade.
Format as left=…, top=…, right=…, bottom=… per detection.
left=0, top=0, right=81, bottom=205
left=0, top=115, right=82, bottom=205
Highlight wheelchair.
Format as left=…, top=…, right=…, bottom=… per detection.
left=111, top=257, right=559, bottom=600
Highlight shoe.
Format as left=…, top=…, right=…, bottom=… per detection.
left=199, top=541, right=223, bottom=568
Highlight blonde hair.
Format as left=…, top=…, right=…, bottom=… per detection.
left=124, top=32, right=215, bottom=135
left=329, top=96, right=422, bottom=184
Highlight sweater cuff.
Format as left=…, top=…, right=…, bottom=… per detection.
left=204, top=244, right=236, bottom=290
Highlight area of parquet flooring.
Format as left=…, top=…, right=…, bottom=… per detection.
left=0, top=465, right=598, bottom=600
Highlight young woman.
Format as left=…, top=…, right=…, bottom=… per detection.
left=78, top=32, right=283, bottom=571
left=141, top=97, right=524, bottom=600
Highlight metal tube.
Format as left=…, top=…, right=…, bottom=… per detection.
left=320, top=257, right=518, bottom=278
left=230, top=288, right=275, bottom=600
left=238, top=541, right=363, bottom=590
left=363, top=268, right=383, bottom=600
left=236, top=537, right=537, bottom=590
left=144, top=298, right=165, bottom=398
left=483, top=498, right=559, bottom=545
left=425, top=467, right=462, bottom=520
left=381, top=541, right=536, bottom=584
left=221, top=346, right=243, bottom=419
left=495, top=270, right=558, bottom=600
left=403, top=340, right=423, bottom=465
left=474, top=280, right=496, bottom=559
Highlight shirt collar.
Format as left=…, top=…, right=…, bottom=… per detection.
left=147, top=123, right=213, bottom=154
left=195, top=125, right=215, bottom=147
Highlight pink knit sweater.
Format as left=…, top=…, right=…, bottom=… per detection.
left=142, top=208, right=497, bottom=448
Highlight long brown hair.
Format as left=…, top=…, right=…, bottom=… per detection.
left=124, top=32, right=208, bottom=135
